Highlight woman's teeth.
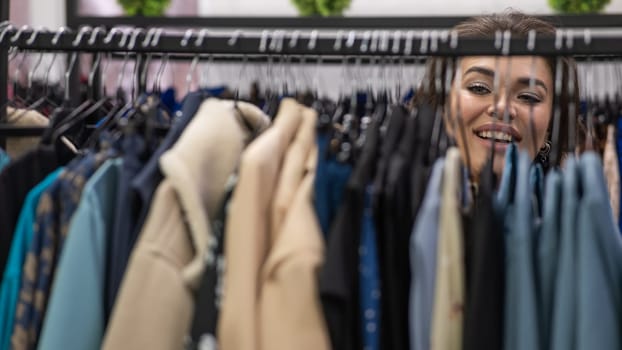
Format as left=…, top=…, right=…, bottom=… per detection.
left=476, top=130, right=514, bottom=143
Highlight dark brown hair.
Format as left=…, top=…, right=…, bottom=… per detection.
left=415, top=10, right=581, bottom=167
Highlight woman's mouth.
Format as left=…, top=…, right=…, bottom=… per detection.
left=474, top=130, right=514, bottom=143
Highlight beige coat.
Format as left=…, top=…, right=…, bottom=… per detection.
left=218, top=98, right=304, bottom=350
left=259, top=142, right=330, bottom=350
left=5, top=107, right=48, bottom=158
left=431, top=147, right=466, bottom=350
left=101, top=99, right=270, bottom=350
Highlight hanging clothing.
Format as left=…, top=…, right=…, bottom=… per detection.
left=5, top=107, right=49, bottom=159
left=0, top=168, right=62, bottom=350
left=504, top=151, right=541, bottom=350
left=430, top=147, right=465, bottom=350
left=377, top=107, right=416, bottom=350
left=0, top=146, right=62, bottom=278
left=104, top=91, right=208, bottom=318
left=319, top=118, right=381, bottom=350
left=11, top=150, right=112, bottom=350
left=218, top=98, right=303, bottom=350
left=462, top=157, right=504, bottom=350
left=575, top=152, right=622, bottom=349
left=314, top=132, right=352, bottom=238
left=37, top=158, right=122, bottom=350
left=603, top=125, right=620, bottom=223
left=359, top=184, right=381, bottom=350
left=259, top=145, right=330, bottom=350
left=550, top=157, right=580, bottom=350
left=409, top=158, right=444, bottom=350
left=537, top=170, right=562, bottom=349
left=102, top=99, right=270, bottom=350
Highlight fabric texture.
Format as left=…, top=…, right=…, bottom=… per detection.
left=103, top=99, right=270, bottom=350
left=218, top=98, right=302, bottom=350
left=576, top=152, right=622, bottom=349
left=409, top=158, right=444, bottom=350
left=0, top=169, right=62, bottom=350
left=11, top=151, right=109, bottom=350
left=603, top=125, right=620, bottom=223
left=430, top=148, right=465, bottom=350
left=37, top=159, right=122, bottom=350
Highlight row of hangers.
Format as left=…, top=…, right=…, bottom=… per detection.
left=1, top=23, right=621, bottom=172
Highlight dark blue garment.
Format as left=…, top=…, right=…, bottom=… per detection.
left=576, top=153, right=622, bottom=350
left=104, top=91, right=205, bottom=321
left=314, top=133, right=353, bottom=238
left=359, top=185, right=381, bottom=350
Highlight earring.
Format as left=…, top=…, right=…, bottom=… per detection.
left=537, top=140, right=552, bottom=165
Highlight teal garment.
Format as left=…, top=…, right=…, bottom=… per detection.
left=537, top=170, right=562, bottom=348
left=37, top=159, right=122, bottom=350
left=504, top=151, right=541, bottom=350
left=497, top=143, right=517, bottom=207
left=0, top=168, right=63, bottom=350
left=550, top=157, right=580, bottom=350
left=0, top=149, right=9, bottom=172
left=576, top=153, right=622, bottom=350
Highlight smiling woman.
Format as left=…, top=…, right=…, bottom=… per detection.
left=416, top=11, right=581, bottom=181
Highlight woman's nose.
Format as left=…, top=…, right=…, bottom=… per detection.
left=487, top=94, right=517, bottom=121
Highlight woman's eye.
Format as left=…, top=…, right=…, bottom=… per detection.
left=467, top=84, right=491, bottom=95
left=518, top=93, right=542, bottom=104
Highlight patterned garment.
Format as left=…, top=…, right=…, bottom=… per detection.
left=11, top=151, right=112, bottom=350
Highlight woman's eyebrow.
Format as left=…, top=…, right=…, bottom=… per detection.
left=464, top=66, right=549, bottom=93
left=517, top=78, right=549, bottom=93
left=464, top=66, right=495, bottom=77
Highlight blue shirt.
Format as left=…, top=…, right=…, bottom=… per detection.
left=38, top=159, right=122, bottom=350
left=359, top=185, right=381, bottom=350
left=504, top=151, right=541, bottom=350
left=537, top=170, right=562, bottom=348
left=0, top=168, right=62, bottom=350
left=575, top=152, right=622, bottom=349
left=551, top=156, right=580, bottom=350
left=409, top=158, right=444, bottom=350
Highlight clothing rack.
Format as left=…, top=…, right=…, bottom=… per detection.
left=1, top=24, right=622, bottom=138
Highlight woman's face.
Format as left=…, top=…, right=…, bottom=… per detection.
left=447, top=56, right=554, bottom=179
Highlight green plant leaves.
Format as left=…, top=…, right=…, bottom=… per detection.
left=548, top=0, right=611, bottom=13
left=291, top=0, right=351, bottom=16
left=117, top=0, right=172, bottom=16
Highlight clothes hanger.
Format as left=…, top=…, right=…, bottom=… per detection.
left=0, top=24, right=28, bottom=113
left=50, top=27, right=115, bottom=145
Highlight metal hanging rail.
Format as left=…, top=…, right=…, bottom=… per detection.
left=1, top=26, right=621, bottom=56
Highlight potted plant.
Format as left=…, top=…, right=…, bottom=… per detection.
left=549, top=0, right=611, bottom=13
left=117, top=0, right=172, bottom=16
left=292, top=0, right=351, bottom=16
